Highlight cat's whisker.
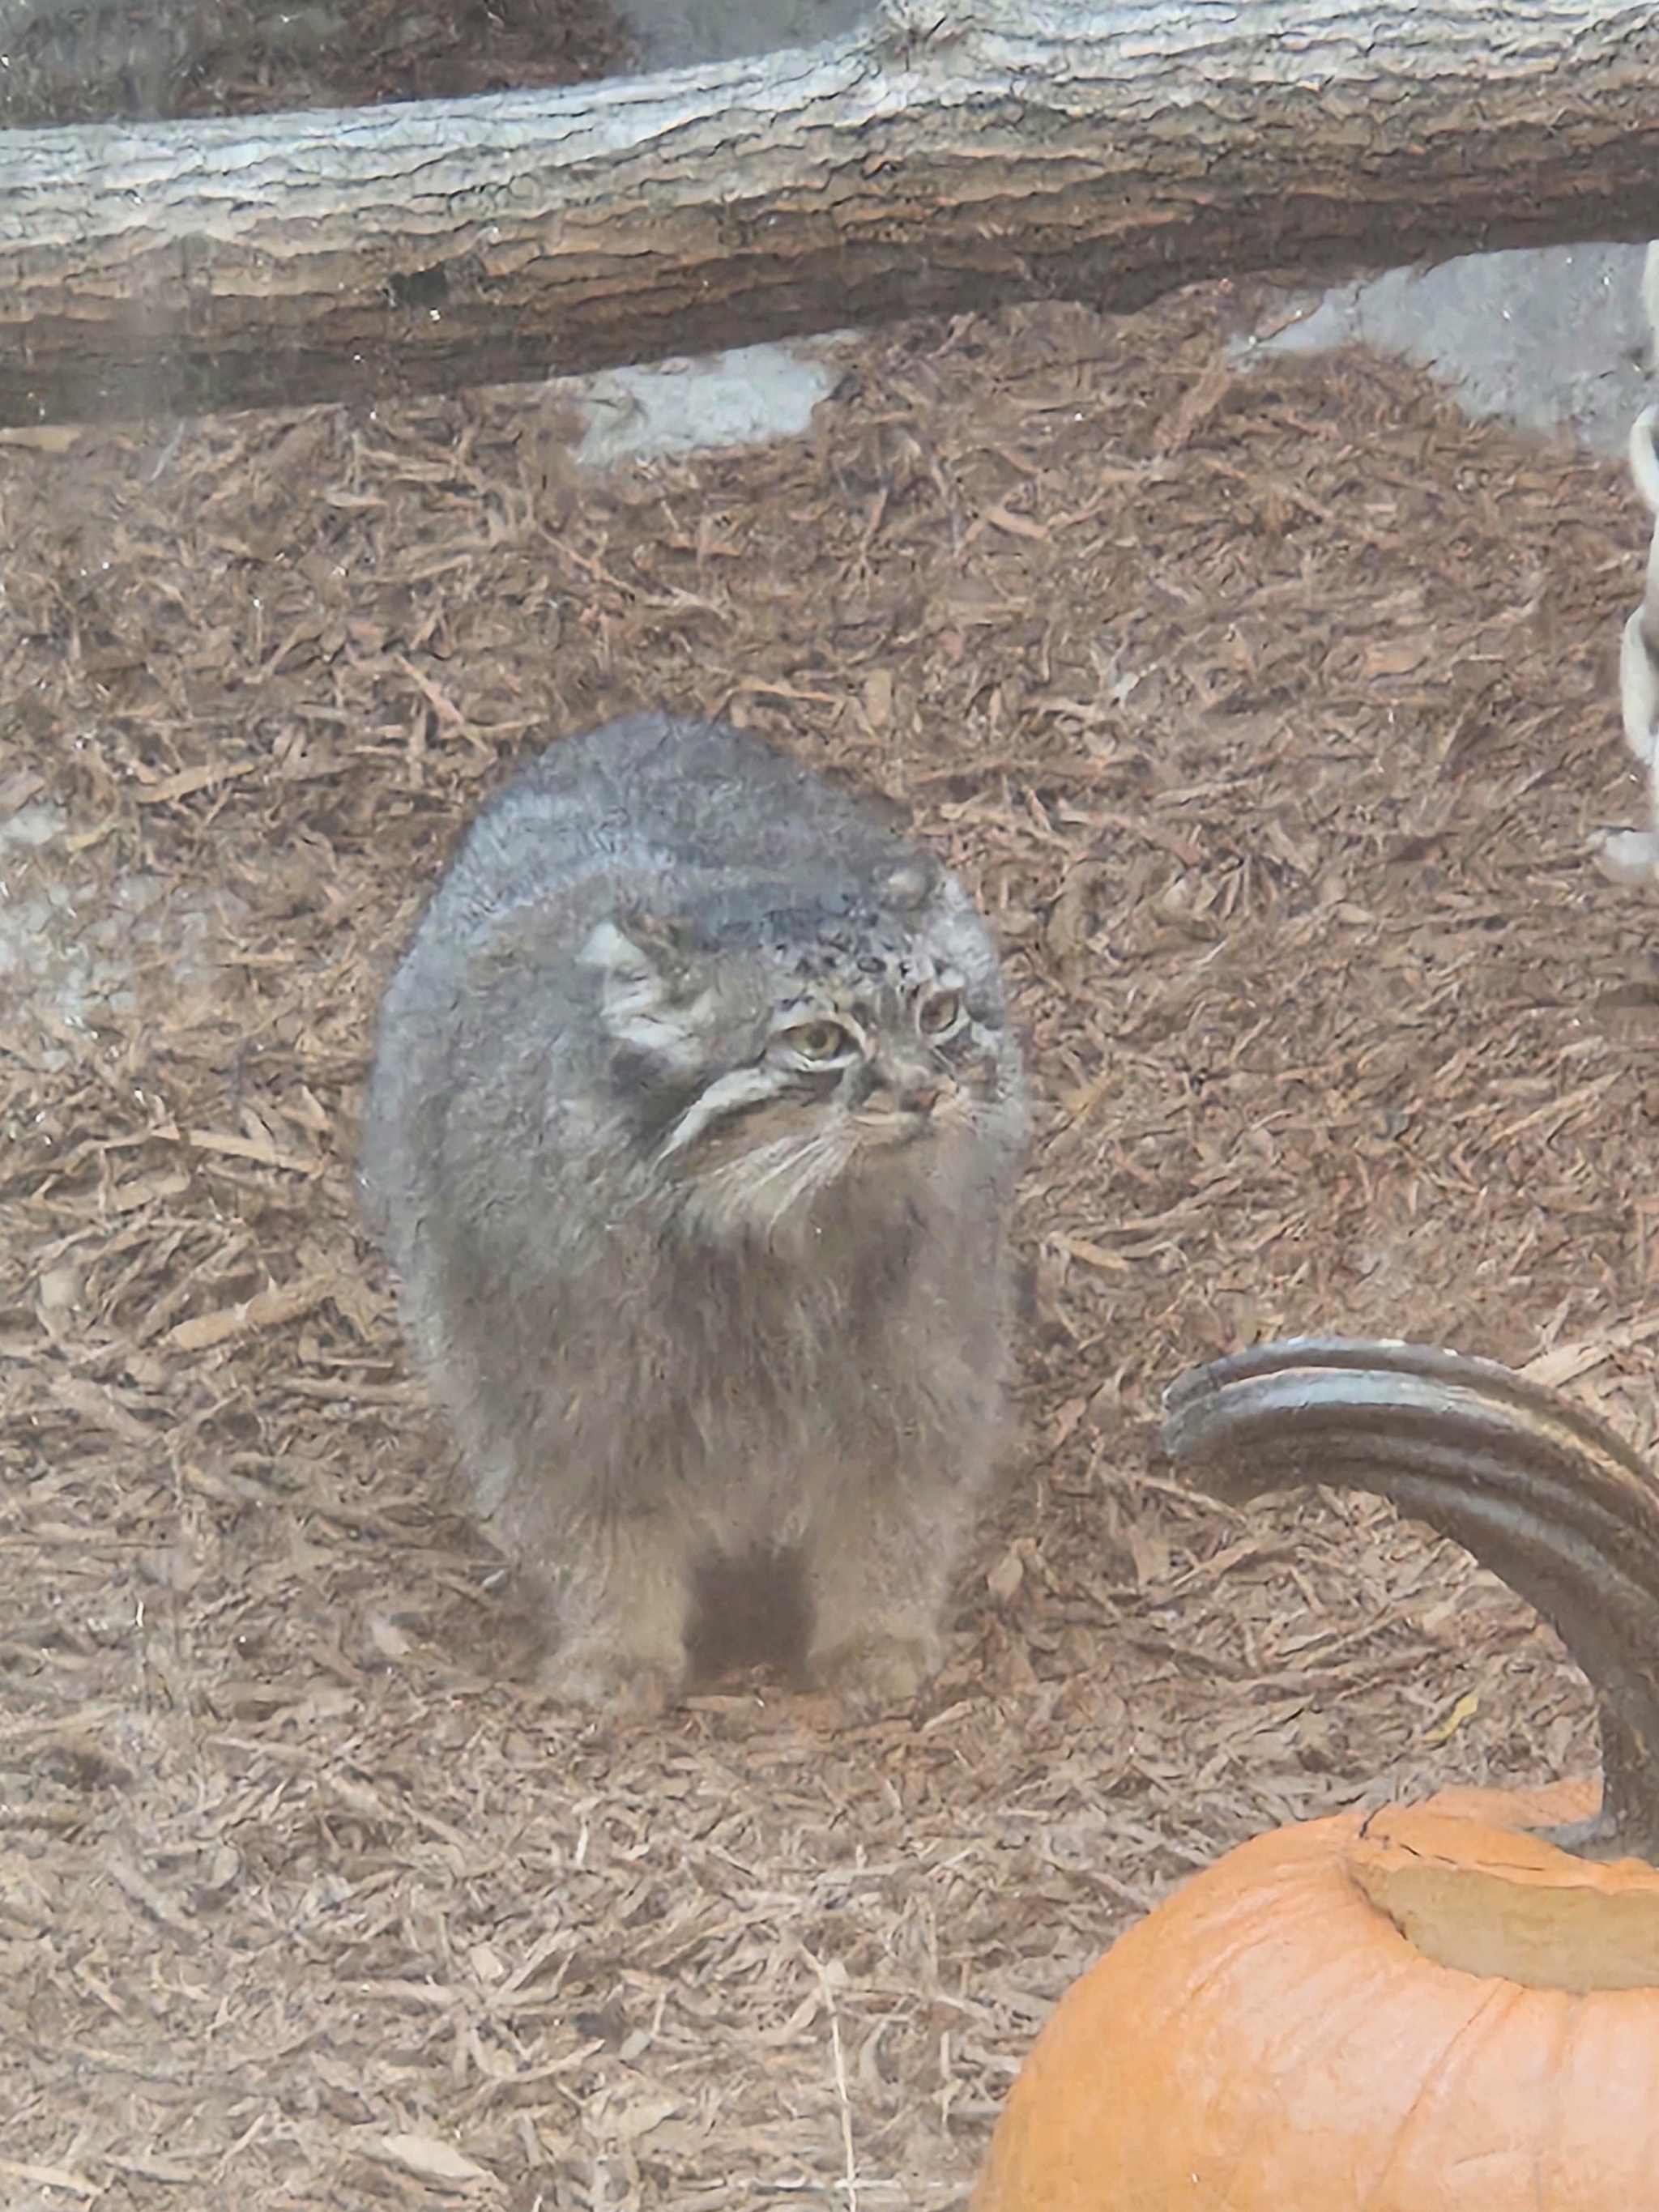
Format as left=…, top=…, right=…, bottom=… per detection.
left=684, top=1121, right=855, bottom=1242
left=762, top=1132, right=848, bottom=1232
left=757, top=1133, right=842, bottom=1210
left=712, top=1133, right=813, bottom=1202
left=680, top=1130, right=823, bottom=1237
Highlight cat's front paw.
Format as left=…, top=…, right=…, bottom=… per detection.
left=536, top=1641, right=683, bottom=1717
left=812, top=1630, right=942, bottom=1719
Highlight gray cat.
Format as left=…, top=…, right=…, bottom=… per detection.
left=361, top=714, right=1026, bottom=1714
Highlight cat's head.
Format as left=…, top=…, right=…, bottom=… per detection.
left=580, top=858, right=1021, bottom=1246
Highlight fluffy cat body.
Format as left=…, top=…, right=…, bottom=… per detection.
left=362, top=714, right=1026, bottom=1711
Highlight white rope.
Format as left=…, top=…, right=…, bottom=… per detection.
left=1593, top=241, right=1659, bottom=884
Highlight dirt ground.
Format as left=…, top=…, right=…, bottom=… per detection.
left=3, top=288, right=1657, bottom=2208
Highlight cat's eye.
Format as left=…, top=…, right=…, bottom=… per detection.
left=780, top=1019, right=856, bottom=1064
left=917, top=988, right=964, bottom=1037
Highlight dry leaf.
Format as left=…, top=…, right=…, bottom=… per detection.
left=1422, top=1690, right=1481, bottom=1748
left=169, top=1277, right=331, bottom=1351
left=986, top=1547, right=1025, bottom=1603
left=375, top=2133, right=491, bottom=2186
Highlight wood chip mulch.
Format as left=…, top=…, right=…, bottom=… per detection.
left=1, top=286, right=1653, bottom=2208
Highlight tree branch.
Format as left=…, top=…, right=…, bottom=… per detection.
left=6, top=0, right=1659, bottom=424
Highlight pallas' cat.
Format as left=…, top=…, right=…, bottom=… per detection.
left=362, top=715, right=1026, bottom=1713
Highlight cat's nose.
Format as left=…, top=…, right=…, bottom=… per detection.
left=900, top=1080, right=940, bottom=1115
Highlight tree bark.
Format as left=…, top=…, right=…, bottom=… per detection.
left=5, top=0, right=1659, bottom=427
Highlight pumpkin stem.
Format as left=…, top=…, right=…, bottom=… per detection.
left=1161, top=1337, right=1659, bottom=1863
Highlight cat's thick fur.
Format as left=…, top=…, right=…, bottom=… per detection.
left=362, top=714, right=1026, bottom=1712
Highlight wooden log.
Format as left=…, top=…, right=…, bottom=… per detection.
left=5, top=0, right=1659, bottom=427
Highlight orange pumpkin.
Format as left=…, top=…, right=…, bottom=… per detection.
left=972, top=1338, right=1659, bottom=2211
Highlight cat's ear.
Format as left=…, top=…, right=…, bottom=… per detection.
left=579, top=914, right=711, bottom=1072
left=579, top=917, right=657, bottom=984
left=883, top=859, right=940, bottom=910
left=579, top=909, right=698, bottom=983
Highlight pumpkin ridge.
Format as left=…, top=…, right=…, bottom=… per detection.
left=969, top=1825, right=1376, bottom=2188
left=1358, top=1974, right=1537, bottom=2203
left=1188, top=1935, right=1459, bottom=2210
left=1092, top=1817, right=1388, bottom=2014
left=1016, top=1823, right=1370, bottom=2104
left=1529, top=1993, right=1578, bottom=2209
